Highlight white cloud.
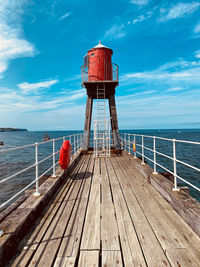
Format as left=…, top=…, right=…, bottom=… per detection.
left=132, top=15, right=145, bottom=24
left=132, top=11, right=153, bottom=24
left=59, top=12, right=71, bottom=21
left=194, top=22, right=200, bottom=33
left=120, top=58, right=200, bottom=85
left=18, top=79, right=58, bottom=94
left=195, top=50, right=200, bottom=58
left=160, top=2, right=200, bottom=22
left=0, top=1, right=35, bottom=78
left=166, top=87, right=185, bottom=92
left=130, top=0, right=149, bottom=6
left=104, top=24, right=127, bottom=40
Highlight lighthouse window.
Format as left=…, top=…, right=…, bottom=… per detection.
left=91, top=53, right=95, bottom=57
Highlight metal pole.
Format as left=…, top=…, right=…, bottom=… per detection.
left=128, top=134, right=131, bottom=154
left=80, top=133, right=83, bottom=148
left=34, top=143, right=41, bottom=196
left=153, top=136, right=158, bottom=174
left=52, top=139, right=56, bottom=177
left=70, top=135, right=72, bottom=160
left=172, top=139, right=179, bottom=191
left=74, top=134, right=76, bottom=154
left=134, top=134, right=136, bottom=158
left=124, top=133, right=126, bottom=151
left=141, top=135, right=145, bottom=164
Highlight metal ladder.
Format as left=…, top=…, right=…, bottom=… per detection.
left=94, top=83, right=111, bottom=157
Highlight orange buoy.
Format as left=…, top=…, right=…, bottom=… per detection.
left=59, top=140, right=72, bottom=169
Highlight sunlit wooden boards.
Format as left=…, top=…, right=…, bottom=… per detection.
left=80, top=158, right=100, bottom=250
left=8, top=153, right=200, bottom=266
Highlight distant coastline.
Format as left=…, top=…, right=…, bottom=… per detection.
left=0, top=128, right=28, bottom=132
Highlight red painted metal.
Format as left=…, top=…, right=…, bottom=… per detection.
left=88, top=42, right=113, bottom=81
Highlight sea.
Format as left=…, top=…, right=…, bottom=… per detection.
left=0, top=129, right=200, bottom=209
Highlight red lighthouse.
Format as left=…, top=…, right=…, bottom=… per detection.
left=81, top=41, right=120, bottom=152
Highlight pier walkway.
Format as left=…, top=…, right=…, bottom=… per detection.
left=9, top=154, right=200, bottom=266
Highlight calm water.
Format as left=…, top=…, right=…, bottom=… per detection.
left=0, top=129, right=200, bottom=208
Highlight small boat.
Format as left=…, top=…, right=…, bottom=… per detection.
left=43, top=132, right=50, bottom=141
left=0, top=142, right=3, bottom=146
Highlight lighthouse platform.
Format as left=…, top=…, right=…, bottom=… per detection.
left=2, top=152, right=200, bottom=267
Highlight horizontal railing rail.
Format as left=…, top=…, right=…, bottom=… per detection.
left=121, top=133, right=200, bottom=194
left=0, top=133, right=84, bottom=210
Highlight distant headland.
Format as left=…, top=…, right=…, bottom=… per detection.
left=0, top=128, right=28, bottom=132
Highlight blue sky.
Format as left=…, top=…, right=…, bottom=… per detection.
left=0, top=0, right=200, bottom=130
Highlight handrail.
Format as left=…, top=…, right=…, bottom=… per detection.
left=121, top=133, right=200, bottom=194
left=0, top=133, right=84, bottom=210
left=81, top=62, right=119, bottom=84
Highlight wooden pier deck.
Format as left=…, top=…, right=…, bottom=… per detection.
left=8, top=154, right=200, bottom=266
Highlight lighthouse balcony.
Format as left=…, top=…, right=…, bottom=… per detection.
left=81, top=62, right=119, bottom=86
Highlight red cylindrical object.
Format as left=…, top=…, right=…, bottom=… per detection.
left=88, top=43, right=113, bottom=81
left=59, top=140, right=72, bottom=170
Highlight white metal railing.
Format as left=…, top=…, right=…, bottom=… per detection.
left=121, top=133, right=200, bottom=193
left=0, top=133, right=83, bottom=210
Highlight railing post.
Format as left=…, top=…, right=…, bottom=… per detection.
left=172, top=139, right=179, bottom=191
left=80, top=133, right=83, bottom=149
left=128, top=134, right=131, bottom=154
left=74, top=134, right=76, bottom=154
left=69, top=135, right=72, bottom=160
left=153, top=136, right=158, bottom=174
left=141, top=135, right=145, bottom=165
left=52, top=139, right=56, bottom=177
left=77, top=134, right=79, bottom=151
left=124, top=133, right=126, bottom=151
left=121, top=135, right=124, bottom=150
left=69, top=135, right=72, bottom=145
left=134, top=134, right=137, bottom=158
left=34, top=142, right=41, bottom=196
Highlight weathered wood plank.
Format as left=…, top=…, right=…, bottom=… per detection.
left=101, top=158, right=120, bottom=251
left=56, top=158, right=94, bottom=258
left=124, top=155, right=200, bottom=262
left=10, top=156, right=86, bottom=266
left=80, top=158, right=100, bottom=250
left=78, top=250, right=99, bottom=267
left=28, top=156, right=90, bottom=266
left=121, top=156, right=200, bottom=266
left=53, top=256, right=76, bottom=267
left=112, top=157, right=170, bottom=266
left=102, top=251, right=123, bottom=267
left=105, top=158, right=146, bottom=267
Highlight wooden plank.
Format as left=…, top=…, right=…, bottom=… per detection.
left=28, top=156, right=90, bottom=266
left=78, top=250, right=99, bottom=267
left=123, top=155, right=200, bottom=262
left=56, top=158, right=94, bottom=258
left=105, top=158, right=146, bottom=267
left=120, top=156, right=200, bottom=266
left=80, top=158, right=100, bottom=250
left=54, top=256, right=75, bottom=267
left=102, top=251, right=123, bottom=267
left=111, top=157, right=170, bottom=266
left=101, top=158, right=120, bottom=251
left=11, top=155, right=86, bottom=267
